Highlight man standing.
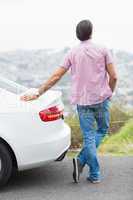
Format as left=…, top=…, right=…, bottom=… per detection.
left=21, top=20, right=117, bottom=184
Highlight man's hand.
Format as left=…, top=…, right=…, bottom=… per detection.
left=20, top=94, right=39, bottom=101
left=20, top=88, right=40, bottom=101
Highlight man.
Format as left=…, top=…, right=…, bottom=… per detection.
left=21, top=20, right=117, bottom=184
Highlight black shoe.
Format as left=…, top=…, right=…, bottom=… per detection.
left=72, top=158, right=84, bottom=183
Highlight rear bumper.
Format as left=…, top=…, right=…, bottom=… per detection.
left=55, top=149, right=68, bottom=161
left=18, top=123, right=71, bottom=171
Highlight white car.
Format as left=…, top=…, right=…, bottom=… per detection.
left=0, top=76, right=71, bottom=186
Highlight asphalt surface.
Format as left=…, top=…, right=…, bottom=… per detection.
left=0, top=156, right=133, bottom=200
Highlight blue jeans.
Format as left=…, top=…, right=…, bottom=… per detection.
left=77, top=98, right=110, bottom=180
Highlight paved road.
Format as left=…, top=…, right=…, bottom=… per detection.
left=0, top=156, right=133, bottom=200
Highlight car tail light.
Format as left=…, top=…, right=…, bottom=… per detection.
left=39, top=106, right=64, bottom=122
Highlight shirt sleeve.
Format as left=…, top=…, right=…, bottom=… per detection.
left=61, top=51, right=72, bottom=70
left=104, top=48, right=114, bottom=65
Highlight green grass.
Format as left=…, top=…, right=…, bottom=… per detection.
left=65, top=105, right=133, bottom=156
left=67, top=151, right=78, bottom=158
left=65, top=104, right=132, bottom=150
left=67, top=119, right=133, bottom=157
left=99, top=119, right=133, bottom=155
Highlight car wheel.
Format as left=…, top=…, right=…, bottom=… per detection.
left=0, top=143, right=13, bottom=187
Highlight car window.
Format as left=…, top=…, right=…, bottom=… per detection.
left=0, top=76, right=27, bottom=94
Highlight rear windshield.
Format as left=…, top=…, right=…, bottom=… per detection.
left=0, top=76, right=27, bottom=95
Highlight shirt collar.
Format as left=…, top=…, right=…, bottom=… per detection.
left=80, top=39, right=92, bottom=45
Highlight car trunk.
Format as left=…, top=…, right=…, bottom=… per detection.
left=0, top=76, right=64, bottom=113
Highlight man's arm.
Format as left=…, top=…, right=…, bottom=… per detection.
left=20, top=67, right=68, bottom=101
left=106, top=63, right=118, bottom=92
left=38, top=67, right=68, bottom=95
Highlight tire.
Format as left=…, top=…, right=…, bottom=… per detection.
left=0, top=142, right=13, bottom=187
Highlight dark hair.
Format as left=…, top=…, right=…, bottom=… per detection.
left=76, top=20, right=93, bottom=41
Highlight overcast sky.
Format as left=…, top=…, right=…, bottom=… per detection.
left=0, top=0, right=133, bottom=52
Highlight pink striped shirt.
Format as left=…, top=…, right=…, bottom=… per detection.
left=62, top=40, right=113, bottom=105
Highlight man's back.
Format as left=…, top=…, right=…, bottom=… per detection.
left=62, top=40, right=114, bottom=105
left=20, top=19, right=118, bottom=185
